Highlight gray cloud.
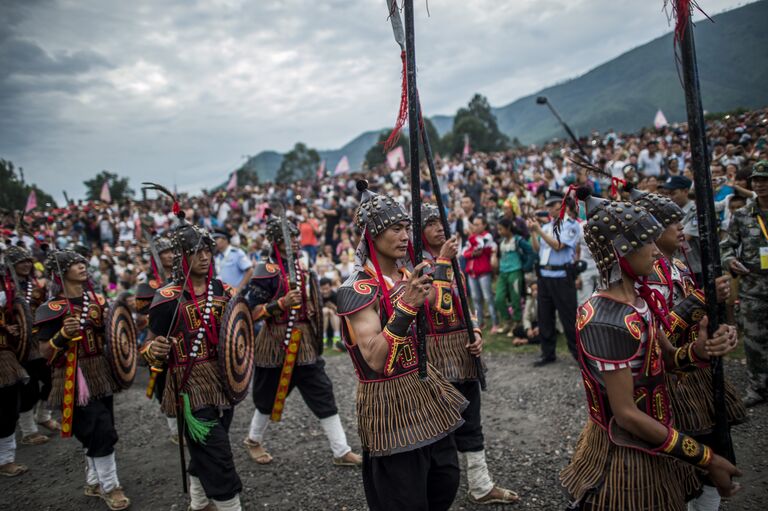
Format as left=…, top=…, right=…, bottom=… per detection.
left=0, top=0, right=753, bottom=201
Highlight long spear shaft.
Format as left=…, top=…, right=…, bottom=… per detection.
left=678, top=13, right=734, bottom=462
left=417, top=104, right=487, bottom=391
left=403, top=0, right=428, bottom=380
left=539, top=99, right=589, bottom=158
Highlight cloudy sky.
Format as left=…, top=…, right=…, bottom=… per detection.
left=0, top=0, right=754, bottom=201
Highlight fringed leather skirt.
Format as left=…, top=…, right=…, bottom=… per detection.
left=666, top=369, right=747, bottom=435
left=426, top=331, right=482, bottom=383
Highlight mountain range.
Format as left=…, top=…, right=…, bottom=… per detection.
left=243, top=0, right=768, bottom=183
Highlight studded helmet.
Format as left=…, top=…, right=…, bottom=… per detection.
left=421, top=203, right=441, bottom=229
left=169, top=224, right=214, bottom=282
left=627, top=186, right=683, bottom=228
left=265, top=215, right=300, bottom=244
left=44, top=250, right=88, bottom=280
left=4, top=246, right=33, bottom=266
left=576, top=187, right=663, bottom=287
left=354, top=180, right=410, bottom=237
left=154, top=236, right=173, bottom=254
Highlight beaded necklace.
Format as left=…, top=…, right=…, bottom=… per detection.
left=189, top=280, right=215, bottom=359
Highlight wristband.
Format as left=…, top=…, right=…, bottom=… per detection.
left=266, top=299, right=284, bottom=316
left=51, top=329, right=71, bottom=350
left=381, top=299, right=418, bottom=376
left=655, top=427, right=713, bottom=468
left=673, top=341, right=708, bottom=371
left=140, top=341, right=161, bottom=366
left=432, top=258, right=454, bottom=283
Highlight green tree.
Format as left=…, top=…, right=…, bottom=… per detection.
left=275, top=142, right=321, bottom=183
left=0, top=159, right=57, bottom=211
left=444, top=93, right=509, bottom=155
left=83, top=170, right=134, bottom=202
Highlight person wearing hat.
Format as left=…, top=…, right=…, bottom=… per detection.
left=721, top=160, right=768, bottom=407
left=5, top=246, right=57, bottom=447
left=526, top=190, right=580, bottom=366
left=146, top=223, right=243, bottom=511
left=630, top=187, right=747, bottom=511
left=242, top=212, right=361, bottom=468
left=660, top=175, right=703, bottom=283
left=336, top=181, right=468, bottom=510
left=213, top=229, right=253, bottom=294
left=35, top=250, right=129, bottom=509
left=420, top=203, right=520, bottom=505
left=560, top=188, right=741, bottom=510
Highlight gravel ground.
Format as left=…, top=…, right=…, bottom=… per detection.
left=3, top=351, right=766, bottom=510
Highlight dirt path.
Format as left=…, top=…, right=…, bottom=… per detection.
left=3, top=352, right=765, bottom=510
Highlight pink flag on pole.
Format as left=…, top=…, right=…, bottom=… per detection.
left=462, top=134, right=471, bottom=158
left=654, top=109, right=669, bottom=129
left=316, top=160, right=326, bottom=180
left=386, top=146, right=406, bottom=170
left=100, top=181, right=111, bottom=203
left=226, top=171, right=237, bottom=191
left=334, top=156, right=350, bottom=176
left=24, top=190, right=37, bottom=212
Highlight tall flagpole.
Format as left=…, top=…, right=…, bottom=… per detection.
left=403, top=0, right=428, bottom=379
left=676, top=8, right=734, bottom=462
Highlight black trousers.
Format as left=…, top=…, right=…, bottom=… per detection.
left=452, top=380, right=484, bottom=453
left=252, top=358, right=338, bottom=419
left=537, top=276, right=578, bottom=360
left=362, top=435, right=460, bottom=511
left=186, top=407, right=242, bottom=501
left=0, top=383, right=21, bottom=438
left=19, top=358, right=52, bottom=413
left=72, top=395, right=118, bottom=458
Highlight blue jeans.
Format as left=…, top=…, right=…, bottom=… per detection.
left=303, top=245, right=318, bottom=264
left=468, top=273, right=496, bottom=327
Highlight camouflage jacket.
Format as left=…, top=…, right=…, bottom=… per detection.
left=720, top=198, right=768, bottom=298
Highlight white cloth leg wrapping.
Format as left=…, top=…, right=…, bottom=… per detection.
left=211, top=495, right=242, bottom=511
left=319, top=414, right=351, bottom=458
left=166, top=416, right=176, bottom=435
left=465, top=450, right=494, bottom=500
left=18, top=410, right=38, bottom=436
left=35, top=401, right=52, bottom=423
left=247, top=410, right=270, bottom=443
left=687, top=485, right=721, bottom=511
left=85, top=456, right=99, bottom=486
left=189, top=475, right=210, bottom=510
left=93, top=453, right=120, bottom=493
left=0, top=434, right=16, bottom=465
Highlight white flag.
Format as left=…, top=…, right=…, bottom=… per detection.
left=334, top=155, right=350, bottom=176
left=654, top=109, right=669, bottom=129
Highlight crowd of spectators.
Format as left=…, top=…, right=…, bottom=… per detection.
left=2, top=108, right=767, bottom=355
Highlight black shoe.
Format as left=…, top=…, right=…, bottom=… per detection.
left=533, top=356, right=556, bottom=367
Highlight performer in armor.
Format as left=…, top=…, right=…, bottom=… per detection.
left=0, top=257, right=31, bottom=477
left=420, top=203, right=519, bottom=505
left=336, top=181, right=468, bottom=511
left=6, top=246, right=56, bottom=446
left=134, top=236, right=176, bottom=442
left=145, top=224, right=243, bottom=511
left=242, top=213, right=360, bottom=466
left=560, top=188, right=741, bottom=510
left=35, top=250, right=130, bottom=510
left=629, top=187, right=747, bottom=511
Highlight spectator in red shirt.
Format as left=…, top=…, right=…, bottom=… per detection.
left=462, top=217, right=499, bottom=332
left=298, top=207, right=321, bottom=263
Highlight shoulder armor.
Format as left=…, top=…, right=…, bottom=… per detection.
left=252, top=262, right=281, bottom=280
left=135, top=282, right=157, bottom=301
left=222, top=282, right=235, bottom=298
left=647, top=260, right=669, bottom=286
left=34, top=299, right=68, bottom=325
left=337, top=272, right=380, bottom=316
left=672, top=258, right=688, bottom=271
left=578, top=296, right=645, bottom=364
left=150, top=284, right=182, bottom=309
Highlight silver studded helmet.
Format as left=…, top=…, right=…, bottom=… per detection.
left=154, top=236, right=173, bottom=254
left=421, top=203, right=440, bottom=229
left=265, top=215, right=299, bottom=244
left=576, top=187, right=662, bottom=287
left=354, top=180, right=410, bottom=237
left=44, top=250, right=88, bottom=280
left=627, top=187, right=683, bottom=228
left=169, top=224, right=214, bottom=282
left=4, top=246, right=33, bottom=266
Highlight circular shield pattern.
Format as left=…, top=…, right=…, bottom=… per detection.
left=218, top=296, right=255, bottom=404
left=105, top=301, right=138, bottom=389
left=11, top=298, right=32, bottom=362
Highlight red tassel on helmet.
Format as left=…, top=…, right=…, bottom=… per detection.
left=383, top=50, right=408, bottom=153
left=610, top=177, right=627, bottom=199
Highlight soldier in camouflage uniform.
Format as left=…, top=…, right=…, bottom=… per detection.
left=721, top=160, right=768, bottom=407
